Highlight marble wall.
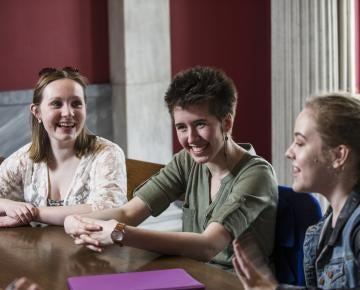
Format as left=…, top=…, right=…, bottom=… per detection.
left=0, top=84, right=113, bottom=158
left=108, top=0, right=173, bottom=165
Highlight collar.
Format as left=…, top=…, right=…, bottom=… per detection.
left=327, top=189, right=360, bottom=246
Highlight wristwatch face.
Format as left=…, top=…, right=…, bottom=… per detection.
left=111, top=229, right=124, bottom=242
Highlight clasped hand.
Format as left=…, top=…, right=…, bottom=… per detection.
left=0, top=200, right=38, bottom=227
left=64, top=215, right=118, bottom=252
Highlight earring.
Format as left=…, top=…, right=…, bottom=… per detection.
left=38, top=119, right=42, bottom=124
left=224, top=134, right=228, bottom=157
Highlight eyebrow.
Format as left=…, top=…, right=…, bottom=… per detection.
left=174, top=122, right=186, bottom=127
left=47, top=95, right=83, bottom=100
left=294, top=132, right=307, bottom=140
left=175, top=118, right=207, bottom=126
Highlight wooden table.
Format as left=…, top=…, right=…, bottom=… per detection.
left=0, top=226, right=242, bottom=289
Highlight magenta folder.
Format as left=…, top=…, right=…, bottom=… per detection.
left=67, top=268, right=205, bottom=290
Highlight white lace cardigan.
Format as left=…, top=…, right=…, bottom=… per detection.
left=0, top=137, right=127, bottom=210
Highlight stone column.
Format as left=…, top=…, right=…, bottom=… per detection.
left=108, top=0, right=172, bottom=164
left=108, top=0, right=181, bottom=232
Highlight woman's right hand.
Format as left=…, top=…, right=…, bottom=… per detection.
left=0, top=216, right=29, bottom=228
left=232, top=239, right=278, bottom=290
left=3, top=200, right=38, bottom=224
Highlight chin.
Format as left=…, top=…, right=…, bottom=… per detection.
left=191, top=154, right=209, bottom=164
left=292, top=182, right=311, bottom=193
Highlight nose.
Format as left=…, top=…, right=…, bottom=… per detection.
left=61, top=104, right=74, bottom=117
left=285, top=143, right=295, bottom=160
left=187, top=127, right=199, bottom=144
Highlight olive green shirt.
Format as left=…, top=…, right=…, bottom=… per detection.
left=135, top=144, right=278, bottom=269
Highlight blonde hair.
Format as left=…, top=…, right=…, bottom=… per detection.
left=305, top=92, right=360, bottom=179
left=28, top=67, right=97, bottom=162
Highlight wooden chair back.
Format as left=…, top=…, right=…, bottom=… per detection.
left=126, top=158, right=164, bottom=200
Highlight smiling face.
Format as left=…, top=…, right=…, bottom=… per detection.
left=31, top=78, right=86, bottom=147
left=173, top=102, right=230, bottom=165
left=285, top=108, right=334, bottom=193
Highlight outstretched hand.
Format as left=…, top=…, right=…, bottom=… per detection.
left=232, top=239, right=278, bottom=290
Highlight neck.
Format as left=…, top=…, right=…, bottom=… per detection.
left=326, top=176, right=357, bottom=227
left=206, top=139, right=246, bottom=178
left=49, top=140, right=77, bottom=164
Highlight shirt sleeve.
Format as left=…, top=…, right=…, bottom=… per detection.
left=87, top=142, right=127, bottom=210
left=209, top=158, right=278, bottom=241
left=135, top=150, right=190, bottom=216
left=0, top=146, right=29, bottom=201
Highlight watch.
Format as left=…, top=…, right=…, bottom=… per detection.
left=110, top=222, right=126, bottom=247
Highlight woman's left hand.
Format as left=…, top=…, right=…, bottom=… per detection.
left=232, top=239, right=278, bottom=290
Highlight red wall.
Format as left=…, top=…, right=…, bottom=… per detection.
left=0, top=0, right=109, bottom=90
left=170, top=0, right=271, bottom=161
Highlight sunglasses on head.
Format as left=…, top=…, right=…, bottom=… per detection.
left=38, top=66, right=79, bottom=77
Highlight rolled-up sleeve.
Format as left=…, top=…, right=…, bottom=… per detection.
left=135, top=151, right=190, bottom=216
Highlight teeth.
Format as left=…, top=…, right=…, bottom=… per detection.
left=58, top=122, right=75, bottom=128
left=190, top=145, right=207, bottom=153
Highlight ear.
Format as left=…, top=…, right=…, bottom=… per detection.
left=30, top=103, right=41, bottom=120
left=331, top=145, right=350, bottom=169
left=222, top=114, right=233, bottom=133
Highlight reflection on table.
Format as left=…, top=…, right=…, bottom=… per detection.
left=0, top=226, right=242, bottom=290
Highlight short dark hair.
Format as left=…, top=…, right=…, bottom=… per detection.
left=164, top=66, right=237, bottom=120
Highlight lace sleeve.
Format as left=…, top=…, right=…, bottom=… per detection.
left=88, top=142, right=127, bottom=211
left=0, top=146, right=30, bottom=201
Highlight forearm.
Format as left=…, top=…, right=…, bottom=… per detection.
left=0, top=198, right=9, bottom=213
left=81, top=197, right=150, bottom=226
left=0, top=197, right=17, bottom=213
left=122, top=226, right=225, bottom=262
left=36, top=204, right=92, bottom=226
left=82, top=208, right=127, bottom=222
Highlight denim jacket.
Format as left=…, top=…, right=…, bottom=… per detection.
left=278, top=190, right=360, bottom=290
